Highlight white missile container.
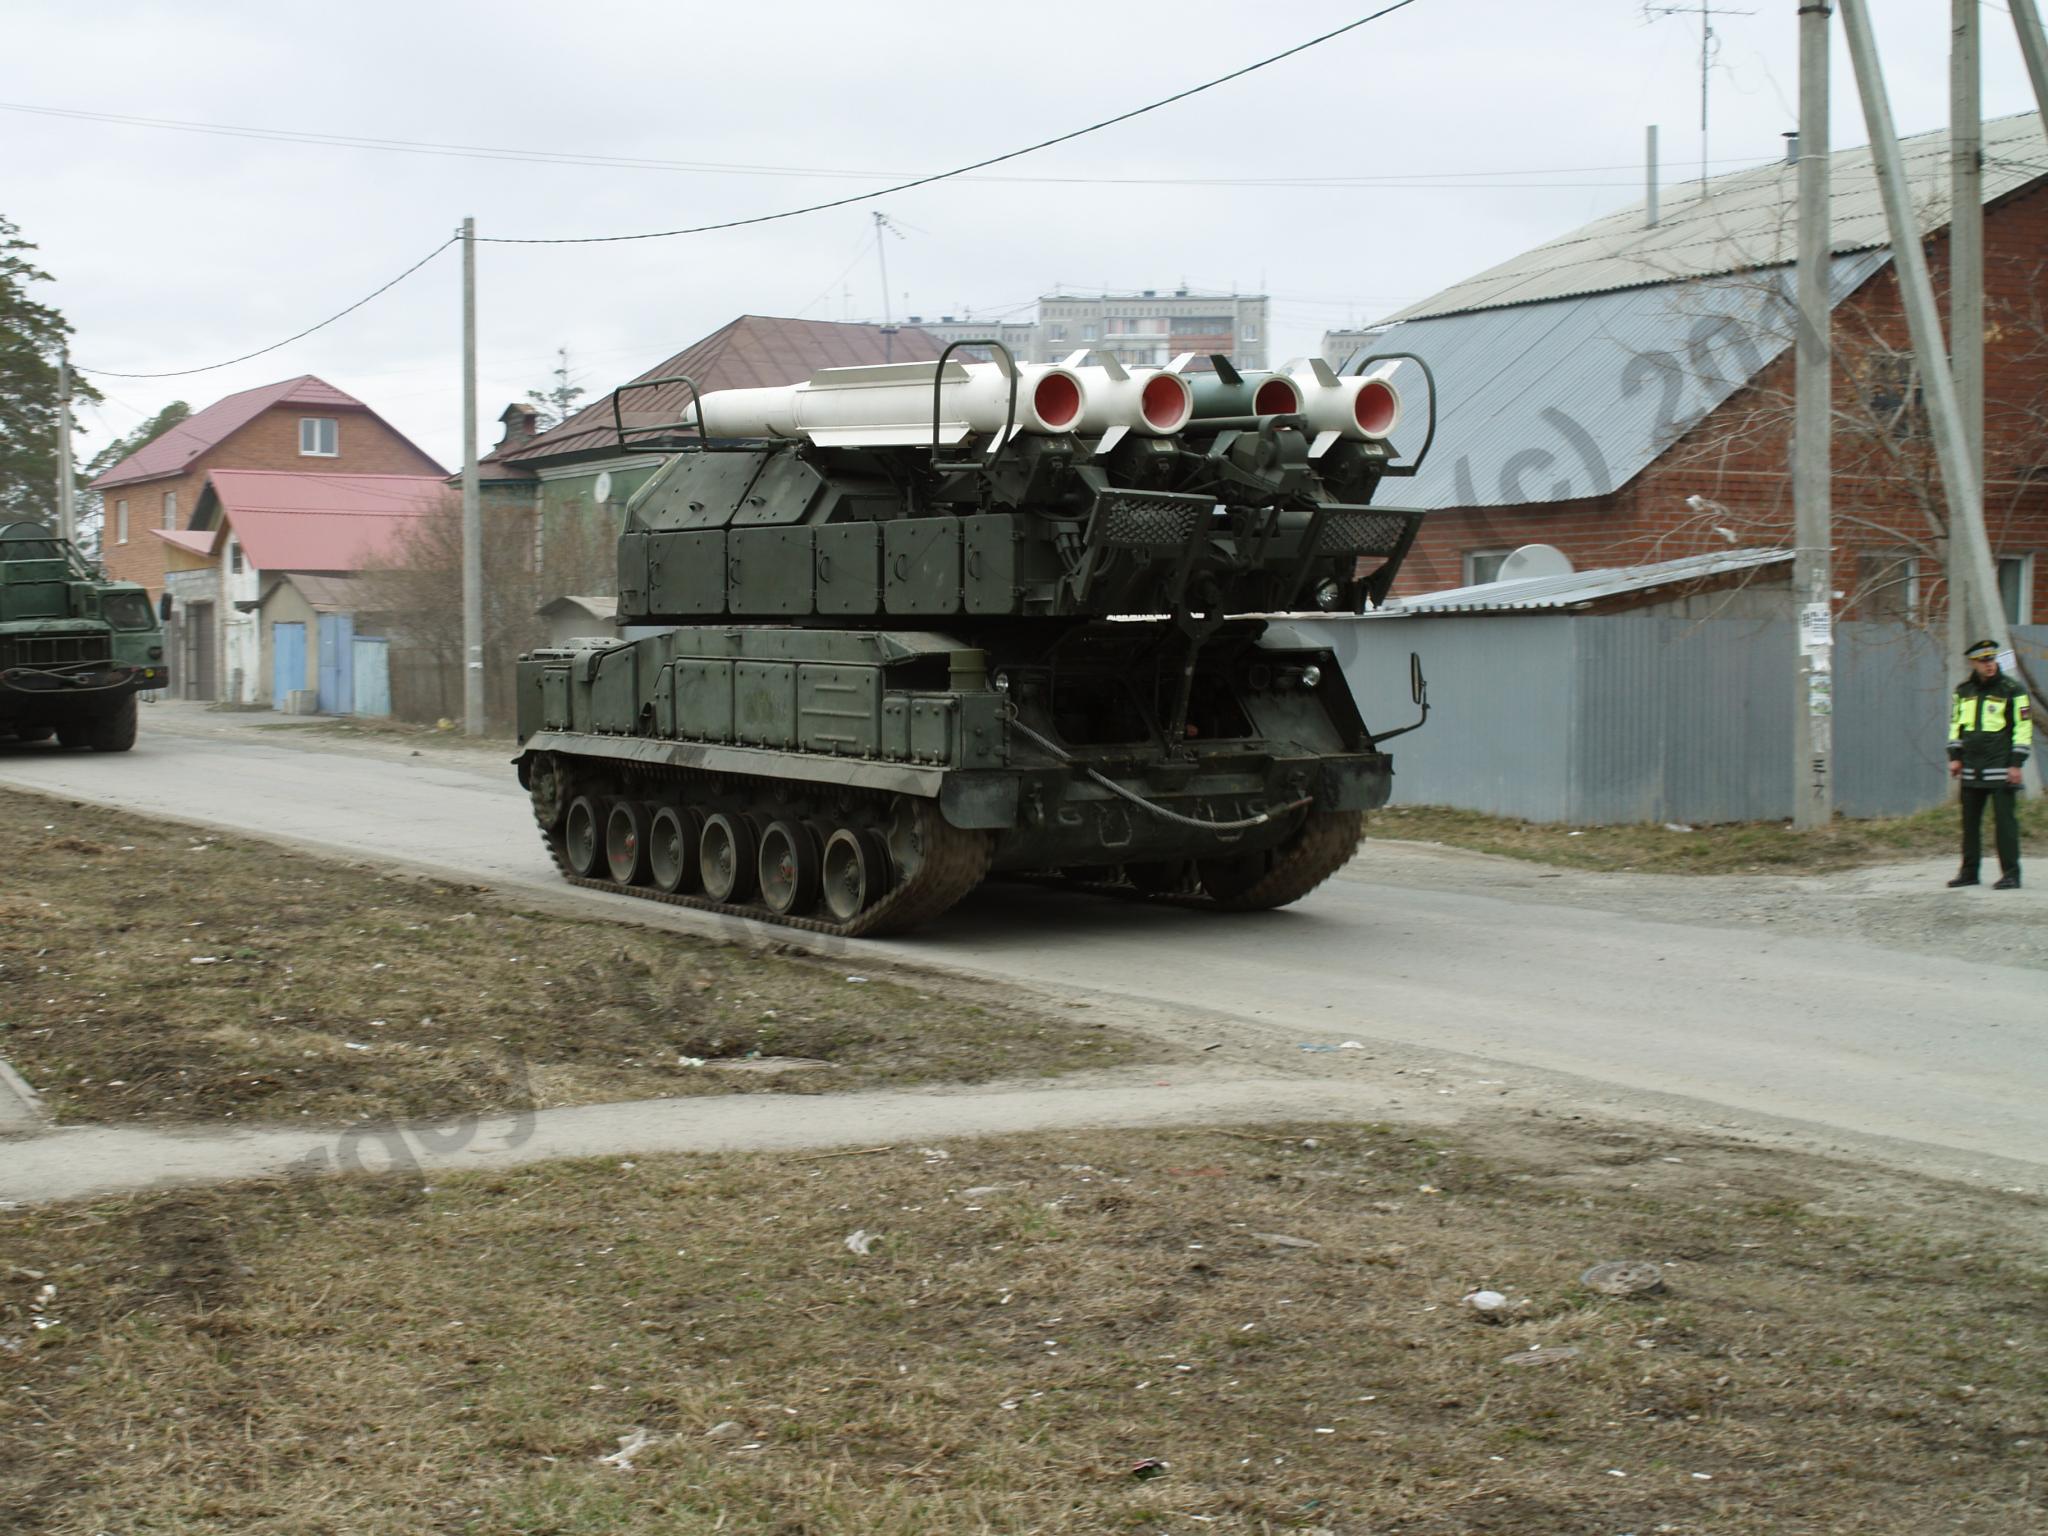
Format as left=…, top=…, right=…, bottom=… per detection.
left=1057, top=351, right=1194, bottom=454
left=1284, top=357, right=1403, bottom=457
left=679, top=356, right=1089, bottom=449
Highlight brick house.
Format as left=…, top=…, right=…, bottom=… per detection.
left=90, top=375, right=445, bottom=602
left=1347, top=111, right=2048, bottom=627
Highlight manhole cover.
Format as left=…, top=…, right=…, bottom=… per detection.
left=1580, top=1260, right=1664, bottom=1296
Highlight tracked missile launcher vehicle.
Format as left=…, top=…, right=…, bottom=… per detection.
left=0, top=520, right=165, bottom=752
left=514, top=344, right=1434, bottom=936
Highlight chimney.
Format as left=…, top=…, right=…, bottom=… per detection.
left=496, top=402, right=541, bottom=449
left=1645, top=124, right=1660, bottom=229
left=1782, top=130, right=1799, bottom=166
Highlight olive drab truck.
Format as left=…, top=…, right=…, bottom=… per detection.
left=0, top=520, right=166, bottom=752
left=513, top=345, right=1433, bottom=936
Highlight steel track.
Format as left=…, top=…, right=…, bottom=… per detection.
left=532, top=755, right=993, bottom=938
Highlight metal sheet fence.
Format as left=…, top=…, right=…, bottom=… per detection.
left=1297, top=614, right=2040, bottom=825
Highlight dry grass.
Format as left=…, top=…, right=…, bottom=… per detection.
left=1371, top=797, right=2048, bottom=876
left=0, top=788, right=1146, bottom=1127
left=1, top=1123, right=2041, bottom=1534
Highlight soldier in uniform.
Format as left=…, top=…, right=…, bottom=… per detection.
left=1946, top=639, right=2032, bottom=890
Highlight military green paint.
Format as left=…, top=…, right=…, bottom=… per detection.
left=884, top=518, right=962, bottom=616
left=815, top=523, right=881, bottom=615
left=733, top=660, right=798, bottom=748
left=729, top=526, right=813, bottom=615
left=798, top=664, right=882, bottom=755
left=674, top=659, right=735, bottom=742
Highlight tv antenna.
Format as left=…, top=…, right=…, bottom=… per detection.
left=871, top=210, right=908, bottom=326
left=1644, top=1, right=1754, bottom=194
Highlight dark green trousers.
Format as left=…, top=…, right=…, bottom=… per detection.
left=1959, top=785, right=2020, bottom=877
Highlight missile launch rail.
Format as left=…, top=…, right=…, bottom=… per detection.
left=515, top=343, right=1434, bottom=936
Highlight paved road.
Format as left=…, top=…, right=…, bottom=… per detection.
left=3, top=706, right=2043, bottom=1189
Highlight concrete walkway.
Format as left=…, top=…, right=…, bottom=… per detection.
left=0, top=1067, right=1431, bottom=1206
left=0, top=1058, right=47, bottom=1136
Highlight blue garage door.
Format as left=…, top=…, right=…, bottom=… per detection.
left=352, top=637, right=392, bottom=717
left=271, top=622, right=306, bottom=711
left=317, top=613, right=355, bottom=714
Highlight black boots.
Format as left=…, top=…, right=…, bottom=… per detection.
left=1948, top=872, right=1980, bottom=887
left=1992, top=872, right=2022, bottom=890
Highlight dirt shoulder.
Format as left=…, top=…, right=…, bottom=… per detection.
left=2, top=1117, right=2040, bottom=1536
left=1373, top=798, right=2046, bottom=876
left=1356, top=825, right=2046, bottom=972
left=0, top=788, right=1156, bottom=1127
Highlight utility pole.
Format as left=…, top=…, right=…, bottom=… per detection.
left=1792, top=0, right=1832, bottom=829
left=1839, top=0, right=2038, bottom=793
left=873, top=211, right=904, bottom=361
left=461, top=216, right=483, bottom=736
left=54, top=344, right=76, bottom=546
left=1950, top=0, right=1983, bottom=669
left=2013, top=0, right=2048, bottom=117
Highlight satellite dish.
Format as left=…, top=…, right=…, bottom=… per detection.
left=1496, top=543, right=1573, bottom=581
left=592, top=471, right=614, bottom=506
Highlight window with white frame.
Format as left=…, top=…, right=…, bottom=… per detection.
left=1240, top=321, right=1259, bottom=340
left=299, top=417, right=338, bottom=456
left=1998, top=554, right=2034, bottom=625
left=116, top=499, right=129, bottom=545
left=1463, top=548, right=1514, bottom=585
left=162, top=490, right=177, bottom=529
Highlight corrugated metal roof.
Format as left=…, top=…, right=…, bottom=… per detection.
left=1370, top=547, right=1792, bottom=614
left=1388, top=111, right=2044, bottom=323
left=1346, top=248, right=1889, bottom=511
left=488, top=316, right=945, bottom=468
left=197, top=470, right=449, bottom=572
left=91, top=376, right=385, bottom=489
left=271, top=573, right=378, bottom=613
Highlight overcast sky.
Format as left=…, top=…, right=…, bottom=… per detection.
left=5, top=0, right=2039, bottom=472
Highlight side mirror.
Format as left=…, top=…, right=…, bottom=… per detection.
left=1377, top=652, right=1432, bottom=744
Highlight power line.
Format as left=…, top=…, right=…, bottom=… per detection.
left=0, top=97, right=1780, bottom=188
left=75, top=236, right=460, bottom=379
left=478, top=2, right=1425, bottom=244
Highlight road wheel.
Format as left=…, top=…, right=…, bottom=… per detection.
left=757, top=819, right=821, bottom=916
left=563, top=794, right=606, bottom=878
left=699, top=811, right=757, bottom=904
left=87, top=696, right=138, bottom=753
left=605, top=800, right=651, bottom=885
left=648, top=805, right=700, bottom=894
left=821, top=827, right=890, bottom=922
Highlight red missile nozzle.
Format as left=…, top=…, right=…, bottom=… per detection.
left=1253, top=377, right=1301, bottom=416
left=1354, top=379, right=1398, bottom=438
left=1140, top=375, right=1187, bottom=430
left=1033, top=373, right=1081, bottom=430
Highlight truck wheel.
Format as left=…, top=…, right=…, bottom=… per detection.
left=55, top=720, right=90, bottom=750
left=87, top=696, right=139, bottom=753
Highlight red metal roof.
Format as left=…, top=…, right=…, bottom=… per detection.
left=197, top=469, right=449, bottom=573
left=484, top=316, right=943, bottom=468
left=151, top=527, right=218, bottom=557
left=90, top=375, right=436, bottom=490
